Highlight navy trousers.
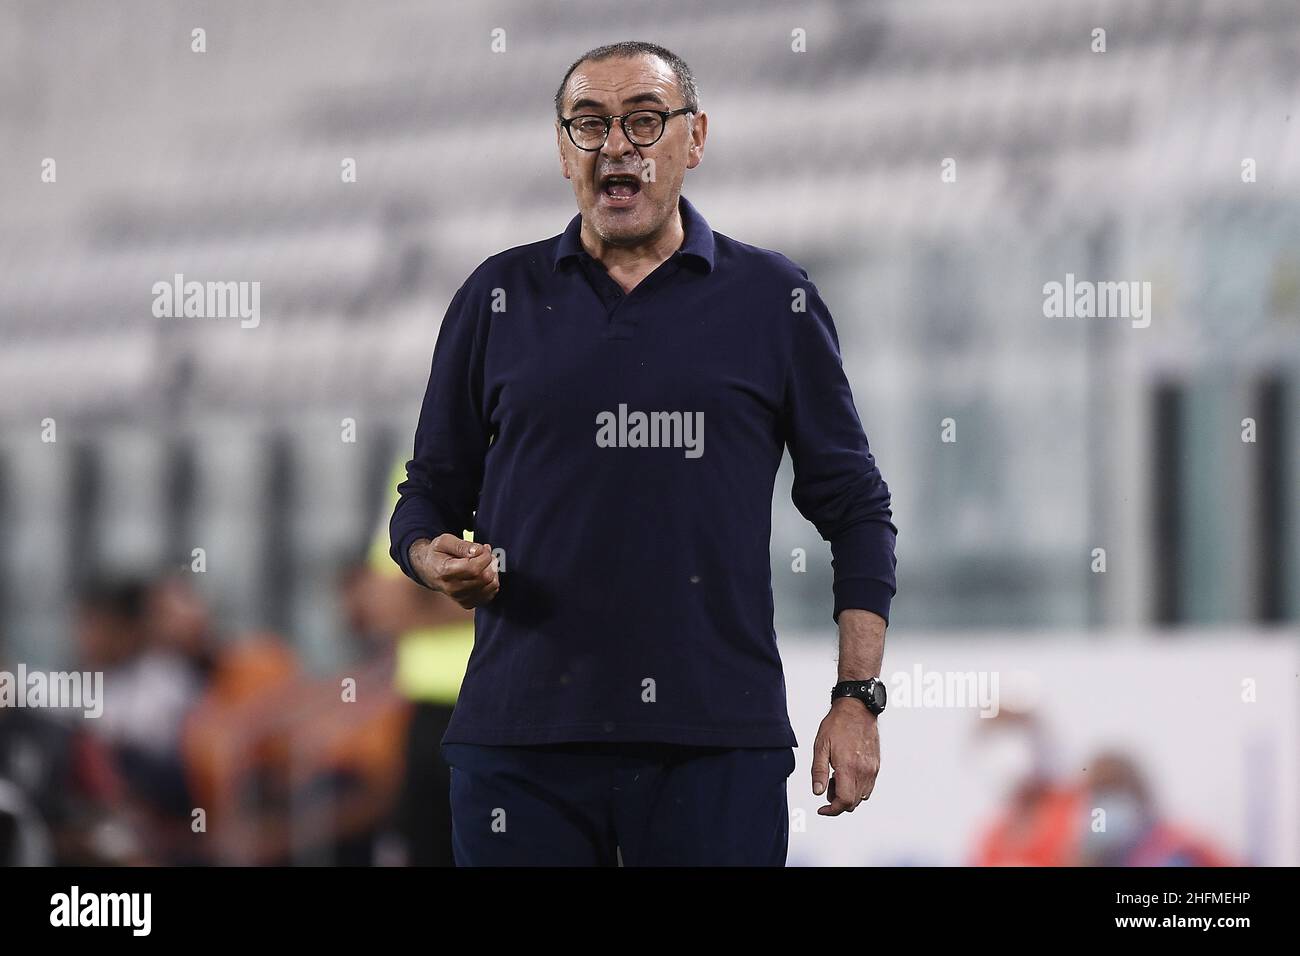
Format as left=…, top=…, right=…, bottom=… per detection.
left=441, top=741, right=795, bottom=866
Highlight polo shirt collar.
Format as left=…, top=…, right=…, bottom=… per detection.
left=553, top=193, right=715, bottom=274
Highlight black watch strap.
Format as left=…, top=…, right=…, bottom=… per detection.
left=831, top=678, right=886, bottom=716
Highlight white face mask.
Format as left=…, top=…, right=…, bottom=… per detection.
left=1084, top=790, right=1147, bottom=855
left=973, top=730, right=1037, bottom=799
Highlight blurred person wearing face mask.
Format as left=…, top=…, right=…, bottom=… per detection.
left=968, top=709, right=1083, bottom=866
left=1078, top=752, right=1234, bottom=867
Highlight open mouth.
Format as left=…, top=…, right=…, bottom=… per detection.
left=599, top=172, right=642, bottom=205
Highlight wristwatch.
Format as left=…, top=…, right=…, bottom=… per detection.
left=831, top=678, right=887, bottom=716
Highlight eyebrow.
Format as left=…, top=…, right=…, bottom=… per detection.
left=567, top=91, right=669, bottom=114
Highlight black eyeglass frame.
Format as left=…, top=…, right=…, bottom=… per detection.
left=559, top=107, right=695, bottom=151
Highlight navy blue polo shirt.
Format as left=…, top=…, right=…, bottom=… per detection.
left=390, top=194, right=897, bottom=748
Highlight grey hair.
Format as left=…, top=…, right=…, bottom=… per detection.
left=554, top=41, right=700, bottom=119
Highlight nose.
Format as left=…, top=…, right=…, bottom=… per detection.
left=600, top=118, right=636, bottom=159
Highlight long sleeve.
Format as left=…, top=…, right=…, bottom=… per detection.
left=781, top=272, right=898, bottom=624
left=389, top=280, right=492, bottom=586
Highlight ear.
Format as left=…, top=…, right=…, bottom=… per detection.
left=685, top=111, right=707, bottom=170
left=556, top=123, right=572, bottom=180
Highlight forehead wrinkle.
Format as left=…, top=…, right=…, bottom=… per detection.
left=564, top=64, right=680, bottom=113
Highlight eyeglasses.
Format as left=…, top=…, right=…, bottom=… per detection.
left=560, top=107, right=694, bottom=151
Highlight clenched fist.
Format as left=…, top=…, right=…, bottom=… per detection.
left=408, top=534, right=500, bottom=609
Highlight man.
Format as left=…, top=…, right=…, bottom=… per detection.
left=1076, top=752, right=1233, bottom=867
left=390, top=41, right=897, bottom=866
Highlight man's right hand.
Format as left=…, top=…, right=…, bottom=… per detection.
left=408, top=534, right=500, bottom=609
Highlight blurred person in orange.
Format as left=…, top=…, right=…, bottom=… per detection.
left=1077, top=751, right=1235, bottom=867
left=180, top=573, right=415, bottom=865
left=968, top=708, right=1084, bottom=866
left=179, top=632, right=301, bottom=863
left=286, top=561, right=415, bottom=866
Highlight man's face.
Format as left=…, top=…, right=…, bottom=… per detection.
left=556, top=54, right=705, bottom=246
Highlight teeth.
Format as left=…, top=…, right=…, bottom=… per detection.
left=602, top=175, right=639, bottom=200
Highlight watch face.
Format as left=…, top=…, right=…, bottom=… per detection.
left=872, top=681, right=887, bottom=710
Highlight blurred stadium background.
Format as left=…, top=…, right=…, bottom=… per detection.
left=0, top=0, right=1296, bottom=865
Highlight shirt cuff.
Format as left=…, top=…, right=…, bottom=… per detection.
left=832, top=578, right=895, bottom=626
